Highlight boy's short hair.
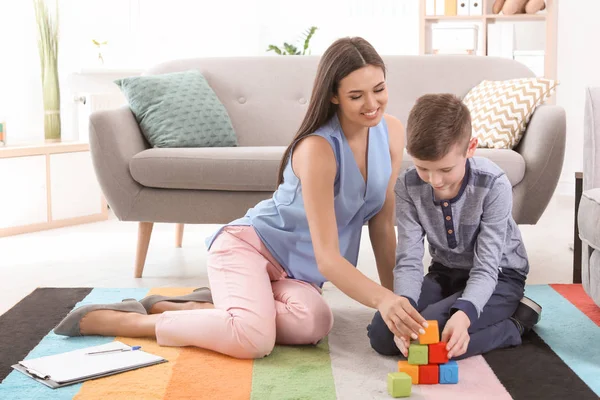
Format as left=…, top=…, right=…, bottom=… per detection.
left=406, top=93, right=472, bottom=161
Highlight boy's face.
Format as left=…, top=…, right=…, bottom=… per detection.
left=412, top=138, right=478, bottom=200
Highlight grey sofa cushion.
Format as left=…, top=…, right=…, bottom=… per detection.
left=130, top=147, right=285, bottom=191
left=579, top=188, right=600, bottom=251
left=586, top=249, right=600, bottom=307
left=130, top=147, right=525, bottom=192
left=145, top=56, right=536, bottom=147
left=402, top=148, right=526, bottom=186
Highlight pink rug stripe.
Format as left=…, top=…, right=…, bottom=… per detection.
left=410, top=356, right=512, bottom=400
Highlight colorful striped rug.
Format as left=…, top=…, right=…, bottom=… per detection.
left=0, top=284, right=598, bottom=399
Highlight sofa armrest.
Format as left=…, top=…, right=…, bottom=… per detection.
left=511, top=104, right=566, bottom=224
left=89, top=106, right=149, bottom=220
left=584, top=87, right=600, bottom=191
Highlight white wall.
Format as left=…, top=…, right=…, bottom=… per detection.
left=555, top=0, right=600, bottom=194
left=0, top=0, right=83, bottom=144
left=0, top=0, right=419, bottom=146
left=0, top=0, right=45, bottom=144
left=2, top=0, right=594, bottom=198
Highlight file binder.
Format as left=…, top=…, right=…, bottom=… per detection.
left=12, top=341, right=167, bottom=389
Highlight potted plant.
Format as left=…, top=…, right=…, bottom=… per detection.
left=267, top=26, right=318, bottom=55
left=33, top=0, right=61, bottom=142
left=92, top=39, right=108, bottom=65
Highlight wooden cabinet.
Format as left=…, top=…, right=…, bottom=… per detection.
left=0, top=156, right=47, bottom=228
left=0, top=142, right=108, bottom=237
left=50, top=152, right=104, bottom=220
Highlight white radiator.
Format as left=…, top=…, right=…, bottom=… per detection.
left=88, top=93, right=127, bottom=112
left=75, top=92, right=128, bottom=142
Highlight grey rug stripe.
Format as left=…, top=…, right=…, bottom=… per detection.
left=325, top=288, right=398, bottom=399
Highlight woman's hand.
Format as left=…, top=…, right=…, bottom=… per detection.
left=378, top=293, right=428, bottom=342
left=441, top=310, right=471, bottom=359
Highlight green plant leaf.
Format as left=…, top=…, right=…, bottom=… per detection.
left=268, top=26, right=318, bottom=56
left=33, top=0, right=61, bottom=140
left=301, top=26, right=318, bottom=55
left=283, top=42, right=299, bottom=55
left=266, top=44, right=283, bottom=55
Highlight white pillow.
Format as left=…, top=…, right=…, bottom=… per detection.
left=463, top=78, right=558, bottom=149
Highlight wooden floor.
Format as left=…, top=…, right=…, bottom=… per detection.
left=0, top=194, right=575, bottom=316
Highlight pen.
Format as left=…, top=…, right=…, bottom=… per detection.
left=86, top=346, right=141, bottom=355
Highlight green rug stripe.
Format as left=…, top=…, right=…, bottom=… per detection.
left=251, top=337, right=337, bottom=400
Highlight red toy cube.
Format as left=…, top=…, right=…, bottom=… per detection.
left=428, top=342, right=449, bottom=364
left=419, top=364, right=439, bottom=384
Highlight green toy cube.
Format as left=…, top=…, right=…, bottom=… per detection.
left=408, top=343, right=428, bottom=365
left=387, top=372, right=412, bottom=398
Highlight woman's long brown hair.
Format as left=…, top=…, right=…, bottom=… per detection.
left=276, top=37, right=386, bottom=185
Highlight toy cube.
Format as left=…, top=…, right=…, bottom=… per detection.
left=419, top=320, right=439, bottom=344
left=408, top=344, right=428, bottom=365
left=428, top=342, right=449, bottom=364
left=419, top=364, right=439, bottom=384
left=398, top=360, right=419, bottom=384
left=387, top=372, right=412, bottom=398
left=439, top=360, right=459, bottom=384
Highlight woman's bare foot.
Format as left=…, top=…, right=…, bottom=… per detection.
left=79, top=311, right=160, bottom=337
left=150, top=301, right=214, bottom=314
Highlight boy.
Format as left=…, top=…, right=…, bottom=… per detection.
left=367, top=93, right=541, bottom=359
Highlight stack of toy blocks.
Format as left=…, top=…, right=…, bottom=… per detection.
left=387, top=321, right=459, bottom=398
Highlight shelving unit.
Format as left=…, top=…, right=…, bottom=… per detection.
left=424, top=14, right=547, bottom=21
left=419, top=0, right=557, bottom=79
left=0, top=142, right=109, bottom=237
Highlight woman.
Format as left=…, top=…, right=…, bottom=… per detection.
left=54, top=37, right=427, bottom=359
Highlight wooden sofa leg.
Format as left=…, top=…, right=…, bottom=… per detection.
left=175, top=223, right=184, bottom=248
left=135, top=222, right=154, bottom=278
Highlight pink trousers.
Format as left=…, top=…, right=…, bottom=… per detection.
left=155, top=226, right=334, bottom=359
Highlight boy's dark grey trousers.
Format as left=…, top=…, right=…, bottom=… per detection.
left=367, top=263, right=525, bottom=359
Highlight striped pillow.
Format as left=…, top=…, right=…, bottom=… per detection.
left=463, top=78, right=558, bottom=149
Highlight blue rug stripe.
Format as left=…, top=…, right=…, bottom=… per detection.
left=525, top=285, right=600, bottom=395
left=0, top=288, right=150, bottom=400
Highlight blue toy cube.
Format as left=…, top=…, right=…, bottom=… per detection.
left=439, top=360, right=458, bottom=384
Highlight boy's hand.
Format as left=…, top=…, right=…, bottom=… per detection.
left=393, top=335, right=409, bottom=357
left=378, top=293, right=428, bottom=341
left=441, top=310, right=471, bottom=359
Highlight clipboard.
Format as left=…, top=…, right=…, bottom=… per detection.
left=11, top=341, right=167, bottom=389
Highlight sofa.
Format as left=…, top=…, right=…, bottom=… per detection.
left=578, top=87, right=600, bottom=307
left=89, top=55, right=566, bottom=277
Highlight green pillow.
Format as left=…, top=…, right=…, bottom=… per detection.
left=114, top=70, right=237, bottom=148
